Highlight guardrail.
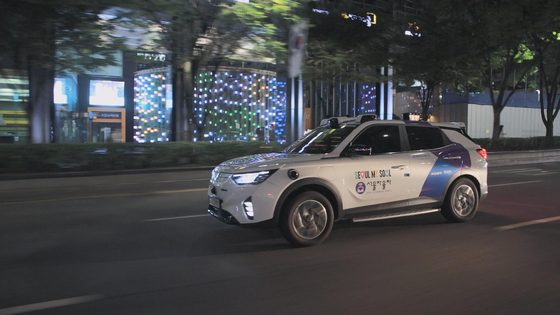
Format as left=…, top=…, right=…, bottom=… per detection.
left=488, top=149, right=560, bottom=166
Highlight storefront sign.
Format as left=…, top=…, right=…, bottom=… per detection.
left=137, top=53, right=166, bottom=62
left=92, top=111, right=122, bottom=119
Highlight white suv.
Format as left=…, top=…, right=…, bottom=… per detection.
left=208, top=115, right=488, bottom=247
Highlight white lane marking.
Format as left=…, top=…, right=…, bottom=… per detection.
left=489, top=180, right=543, bottom=188
left=492, top=168, right=540, bottom=173
left=491, top=169, right=557, bottom=176
left=495, top=216, right=560, bottom=231
left=145, top=214, right=210, bottom=222
left=0, top=188, right=208, bottom=206
left=527, top=172, right=557, bottom=176
left=0, top=295, right=103, bottom=315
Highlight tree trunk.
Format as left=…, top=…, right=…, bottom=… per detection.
left=27, top=16, right=56, bottom=144
left=491, top=105, right=504, bottom=149
left=184, top=60, right=199, bottom=142
left=421, top=101, right=430, bottom=121
left=171, top=58, right=198, bottom=142
left=27, top=62, right=55, bottom=144
left=195, top=124, right=204, bottom=140
left=171, top=62, right=185, bottom=141
left=543, top=121, right=554, bottom=149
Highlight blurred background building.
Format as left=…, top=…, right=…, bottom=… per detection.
left=2, top=0, right=554, bottom=144
left=0, top=69, right=29, bottom=143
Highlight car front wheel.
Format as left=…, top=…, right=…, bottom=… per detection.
left=280, top=191, right=334, bottom=247
left=441, top=178, right=479, bottom=222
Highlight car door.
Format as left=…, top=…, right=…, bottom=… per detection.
left=340, top=124, right=410, bottom=210
left=405, top=125, right=461, bottom=206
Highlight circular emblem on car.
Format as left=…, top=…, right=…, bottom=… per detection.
left=356, top=182, right=366, bottom=194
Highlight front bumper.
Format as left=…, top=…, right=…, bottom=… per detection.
left=208, top=205, right=239, bottom=225
left=207, top=179, right=280, bottom=225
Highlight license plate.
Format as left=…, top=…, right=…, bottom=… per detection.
left=209, top=196, right=221, bottom=209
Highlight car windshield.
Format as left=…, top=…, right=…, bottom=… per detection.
left=283, top=124, right=357, bottom=154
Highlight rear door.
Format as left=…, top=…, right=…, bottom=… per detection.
left=405, top=125, right=463, bottom=204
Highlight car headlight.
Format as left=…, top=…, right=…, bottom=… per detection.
left=231, top=170, right=277, bottom=185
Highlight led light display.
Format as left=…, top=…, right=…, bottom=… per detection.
left=134, top=69, right=171, bottom=143
left=134, top=68, right=285, bottom=143
left=362, top=84, right=377, bottom=114
left=193, top=70, right=285, bottom=143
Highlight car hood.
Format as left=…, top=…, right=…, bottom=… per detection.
left=215, top=153, right=323, bottom=173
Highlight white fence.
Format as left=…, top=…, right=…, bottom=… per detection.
left=431, top=103, right=560, bottom=138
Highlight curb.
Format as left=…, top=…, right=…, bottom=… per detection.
left=488, top=149, right=560, bottom=166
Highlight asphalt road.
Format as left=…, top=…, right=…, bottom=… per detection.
left=1, top=163, right=559, bottom=315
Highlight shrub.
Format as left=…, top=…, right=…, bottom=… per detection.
left=472, top=137, right=560, bottom=151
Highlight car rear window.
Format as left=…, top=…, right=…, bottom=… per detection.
left=406, top=126, right=446, bottom=150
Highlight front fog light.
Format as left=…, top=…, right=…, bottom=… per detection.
left=243, top=198, right=254, bottom=220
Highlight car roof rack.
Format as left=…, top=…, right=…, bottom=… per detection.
left=320, top=114, right=378, bottom=128
left=432, top=122, right=466, bottom=130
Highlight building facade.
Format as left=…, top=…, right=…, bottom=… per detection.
left=0, top=69, right=29, bottom=144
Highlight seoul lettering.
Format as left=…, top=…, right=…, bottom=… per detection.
left=355, top=170, right=391, bottom=179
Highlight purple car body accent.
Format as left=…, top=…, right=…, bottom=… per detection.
left=419, top=144, right=471, bottom=198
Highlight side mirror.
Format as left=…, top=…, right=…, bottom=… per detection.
left=343, top=144, right=372, bottom=156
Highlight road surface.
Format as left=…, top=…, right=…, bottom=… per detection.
left=1, top=163, right=559, bottom=314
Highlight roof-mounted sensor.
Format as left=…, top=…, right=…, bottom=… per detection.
left=356, top=114, right=377, bottom=123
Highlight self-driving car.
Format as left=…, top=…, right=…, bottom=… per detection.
left=208, top=115, right=488, bottom=247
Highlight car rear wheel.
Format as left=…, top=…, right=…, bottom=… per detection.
left=441, top=178, right=479, bottom=222
left=280, top=191, right=334, bottom=247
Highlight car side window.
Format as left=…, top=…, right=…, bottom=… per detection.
left=406, top=126, right=445, bottom=150
left=352, top=125, right=401, bottom=154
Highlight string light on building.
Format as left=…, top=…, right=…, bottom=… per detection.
left=134, top=68, right=171, bottom=143
left=361, top=84, right=377, bottom=114
left=134, top=68, right=286, bottom=143
left=194, top=70, right=285, bottom=142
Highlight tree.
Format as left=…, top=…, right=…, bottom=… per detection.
left=304, top=0, right=392, bottom=118
left=523, top=0, right=560, bottom=148
left=444, top=0, right=536, bottom=148
left=390, top=3, right=473, bottom=122
left=134, top=0, right=303, bottom=141
left=0, top=0, right=125, bottom=143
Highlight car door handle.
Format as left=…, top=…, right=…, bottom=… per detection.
left=391, top=165, right=406, bottom=169
left=443, top=156, right=461, bottom=160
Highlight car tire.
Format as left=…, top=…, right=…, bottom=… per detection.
left=280, top=191, right=334, bottom=247
left=441, top=178, right=479, bottom=222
